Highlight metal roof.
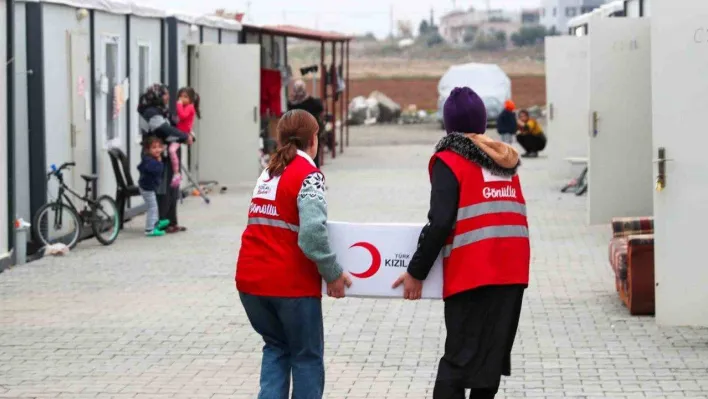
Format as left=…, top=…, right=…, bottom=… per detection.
left=242, top=24, right=352, bottom=42
left=19, top=0, right=242, bottom=30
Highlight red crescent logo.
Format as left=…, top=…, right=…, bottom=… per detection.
left=349, top=242, right=382, bottom=279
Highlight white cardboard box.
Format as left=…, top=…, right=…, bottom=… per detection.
left=322, top=221, right=443, bottom=299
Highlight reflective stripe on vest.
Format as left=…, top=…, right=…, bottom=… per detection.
left=457, top=200, right=527, bottom=221
left=248, top=217, right=299, bottom=232
left=444, top=199, right=529, bottom=258
left=443, top=225, right=529, bottom=257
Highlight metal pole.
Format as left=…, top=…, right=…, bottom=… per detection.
left=7, top=0, right=16, bottom=255
left=339, top=40, right=345, bottom=154
left=345, top=40, right=350, bottom=147
left=331, top=40, right=336, bottom=159
left=320, top=41, right=326, bottom=166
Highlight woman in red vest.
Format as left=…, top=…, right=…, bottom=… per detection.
left=393, top=87, right=530, bottom=399
left=236, top=109, right=352, bottom=399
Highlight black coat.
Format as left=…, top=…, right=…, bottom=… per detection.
left=138, top=105, right=189, bottom=194
left=407, top=134, right=525, bottom=389
left=496, top=109, right=518, bottom=135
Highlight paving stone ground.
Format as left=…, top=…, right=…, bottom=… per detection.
left=2, top=124, right=708, bottom=399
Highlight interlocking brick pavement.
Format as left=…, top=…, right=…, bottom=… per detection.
left=1, top=124, right=708, bottom=398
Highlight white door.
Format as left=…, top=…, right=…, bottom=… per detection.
left=69, top=31, right=92, bottom=189
left=544, top=36, right=589, bottom=178
left=587, top=18, right=653, bottom=225
left=651, top=0, right=708, bottom=327
left=196, top=44, right=260, bottom=187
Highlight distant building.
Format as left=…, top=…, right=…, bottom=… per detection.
left=439, top=8, right=525, bottom=45
left=540, top=0, right=607, bottom=33
left=439, top=9, right=479, bottom=45
left=521, top=8, right=542, bottom=25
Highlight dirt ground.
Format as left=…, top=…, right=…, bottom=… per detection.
left=346, top=76, right=546, bottom=111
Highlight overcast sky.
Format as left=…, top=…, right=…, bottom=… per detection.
left=145, top=0, right=542, bottom=37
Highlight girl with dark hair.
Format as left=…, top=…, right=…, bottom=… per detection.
left=236, top=109, right=352, bottom=399
left=168, top=87, right=200, bottom=188
left=137, top=83, right=192, bottom=233
left=137, top=136, right=168, bottom=237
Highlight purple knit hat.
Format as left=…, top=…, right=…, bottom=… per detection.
left=443, top=87, right=487, bottom=134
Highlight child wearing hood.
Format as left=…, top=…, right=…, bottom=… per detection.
left=496, top=100, right=518, bottom=145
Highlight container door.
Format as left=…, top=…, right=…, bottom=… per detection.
left=651, top=0, right=708, bottom=327
left=587, top=18, right=653, bottom=225
left=195, top=44, right=260, bottom=187
left=544, top=36, right=589, bottom=179
left=69, top=31, right=92, bottom=189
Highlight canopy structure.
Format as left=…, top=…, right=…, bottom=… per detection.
left=242, top=23, right=353, bottom=164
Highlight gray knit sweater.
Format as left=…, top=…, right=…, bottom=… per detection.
left=296, top=172, right=343, bottom=283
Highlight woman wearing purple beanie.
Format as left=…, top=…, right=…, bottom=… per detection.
left=392, top=87, right=531, bottom=399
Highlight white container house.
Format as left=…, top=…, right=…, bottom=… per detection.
left=567, top=0, right=625, bottom=35
left=548, top=0, right=653, bottom=225
left=164, top=11, right=245, bottom=183
left=624, top=0, right=651, bottom=18
left=13, top=0, right=167, bottom=242
left=10, top=0, right=250, bottom=257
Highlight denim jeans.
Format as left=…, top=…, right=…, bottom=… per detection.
left=239, top=293, right=324, bottom=399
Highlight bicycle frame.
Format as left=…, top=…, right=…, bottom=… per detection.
left=49, top=171, right=100, bottom=227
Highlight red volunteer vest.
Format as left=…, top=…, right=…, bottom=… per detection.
left=236, top=152, right=322, bottom=298
left=431, top=150, right=530, bottom=299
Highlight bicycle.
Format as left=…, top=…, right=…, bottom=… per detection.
left=33, top=162, right=121, bottom=249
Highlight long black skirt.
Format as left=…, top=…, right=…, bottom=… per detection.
left=436, top=284, right=526, bottom=389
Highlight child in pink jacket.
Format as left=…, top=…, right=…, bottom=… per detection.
left=170, top=87, right=200, bottom=187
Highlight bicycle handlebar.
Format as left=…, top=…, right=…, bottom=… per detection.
left=47, top=162, right=76, bottom=178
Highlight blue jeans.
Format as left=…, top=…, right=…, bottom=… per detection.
left=239, top=293, right=325, bottom=399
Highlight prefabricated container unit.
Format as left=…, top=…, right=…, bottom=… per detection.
left=13, top=0, right=168, bottom=251
left=163, top=11, right=242, bottom=179
left=624, top=0, right=651, bottom=17
left=568, top=0, right=627, bottom=35
left=239, top=29, right=288, bottom=121
left=1, top=0, right=9, bottom=267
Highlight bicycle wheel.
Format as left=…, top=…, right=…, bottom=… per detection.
left=33, top=202, right=82, bottom=249
left=91, top=195, right=120, bottom=246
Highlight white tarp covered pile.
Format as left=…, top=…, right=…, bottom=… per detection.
left=437, top=63, right=511, bottom=123
left=348, top=96, right=378, bottom=125
left=348, top=91, right=401, bottom=125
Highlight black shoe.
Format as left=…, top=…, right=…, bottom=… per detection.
left=521, top=152, right=532, bottom=158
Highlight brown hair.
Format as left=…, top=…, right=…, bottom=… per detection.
left=142, top=135, right=162, bottom=151
left=267, top=110, right=319, bottom=176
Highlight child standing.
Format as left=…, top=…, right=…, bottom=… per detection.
left=138, top=136, right=170, bottom=237
left=496, top=100, right=518, bottom=145
left=170, top=87, right=201, bottom=188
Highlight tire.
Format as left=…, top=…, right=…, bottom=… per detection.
left=33, top=202, right=82, bottom=249
left=91, top=195, right=120, bottom=246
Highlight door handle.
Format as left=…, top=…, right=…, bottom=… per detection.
left=549, top=103, right=554, bottom=121
left=592, top=111, right=599, bottom=137
left=70, top=124, right=77, bottom=148
left=654, top=147, right=673, bottom=191
left=253, top=106, right=258, bottom=123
